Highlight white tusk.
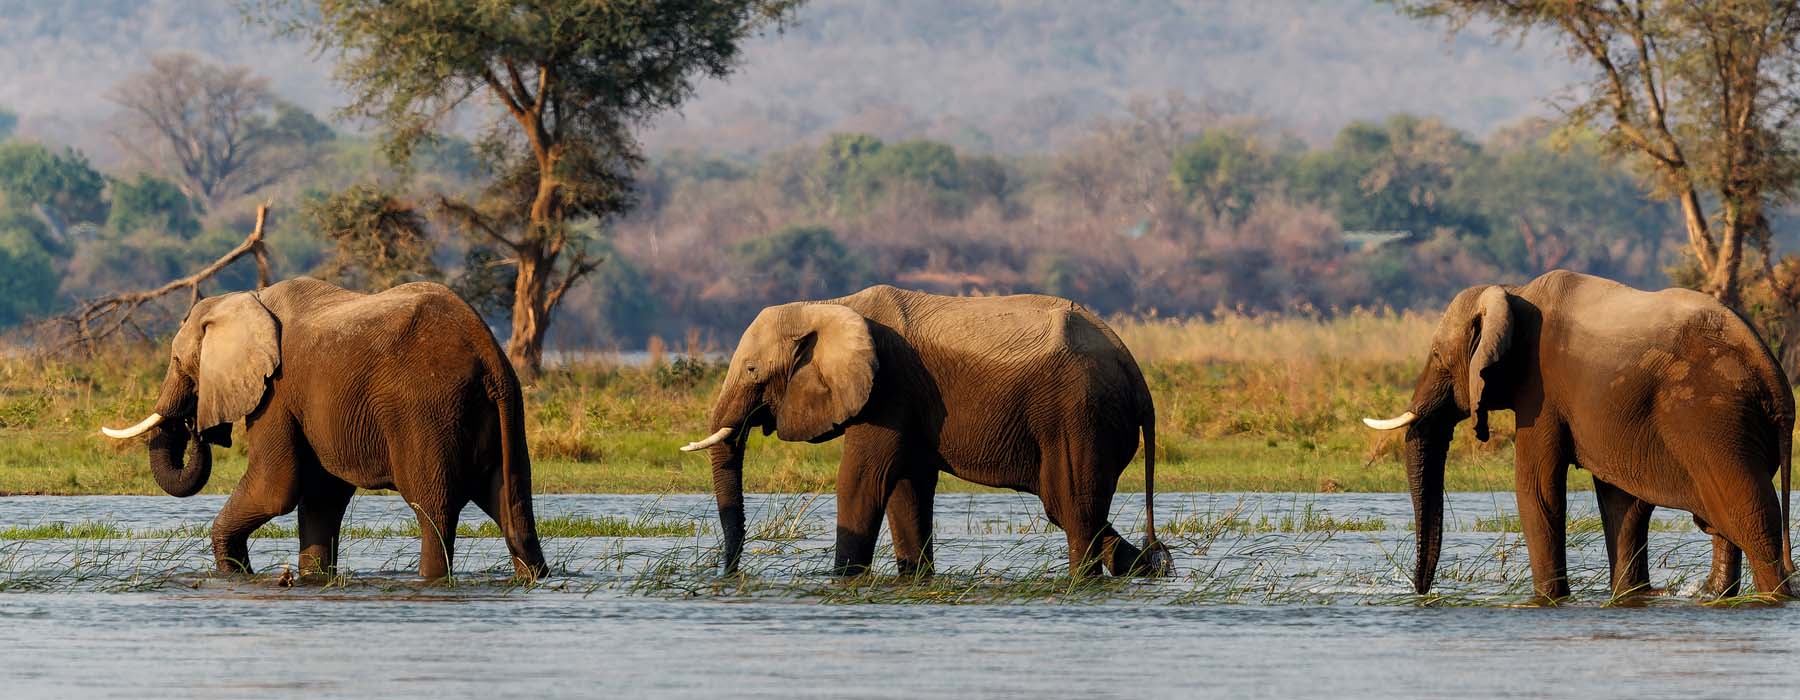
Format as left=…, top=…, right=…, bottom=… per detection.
left=1362, top=412, right=1417, bottom=431
left=679, top=427, right=734, bottom=452
left=101, top=412, right=165, bottom=440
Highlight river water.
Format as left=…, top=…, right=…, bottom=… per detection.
left=1, top=492, right=1795, bottom=699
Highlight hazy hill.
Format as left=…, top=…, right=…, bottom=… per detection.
left=2, top=0, right=1580, bottom=159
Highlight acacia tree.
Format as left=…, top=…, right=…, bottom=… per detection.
left=1393, top=1, right=1800, bottom=309
left=110, top=52, right=285, bottom=208
left=281, top=0, right=804, bottom=376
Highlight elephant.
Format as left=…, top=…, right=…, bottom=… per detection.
left=100, top=277, right=547, bottom=581
left=1364, top=270, right=1793, bottom=601
left=679, top=284, right=1172, bottom=578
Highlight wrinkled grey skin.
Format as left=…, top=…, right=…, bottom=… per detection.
left=696, top=285, right=1172, bottom=578
left=117, top=277, right=546, bottom=581
left=1372, top=270, right=1793, bottom=602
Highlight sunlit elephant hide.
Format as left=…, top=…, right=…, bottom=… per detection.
left=102, top=278, right=546, bottom=581
left=1366, top=270, right=1793, bottom=602
left=683, top=285, right=1172, bottom=579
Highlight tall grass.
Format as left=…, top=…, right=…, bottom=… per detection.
left=1110, top=307, right=1436, bottom=365
left=0, top=311, right=1575, bottom=495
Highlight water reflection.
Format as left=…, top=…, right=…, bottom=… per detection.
left=0, top=492, right=1795, bottom=699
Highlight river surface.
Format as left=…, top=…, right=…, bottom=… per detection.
left=1, top=492, right=1796, bottom=699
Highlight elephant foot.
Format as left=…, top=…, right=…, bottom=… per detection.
left=1507, top=594, right=1568, bottom=608
left=832, top=561, right=874, bottom=578
left=896, top=559, right=934, bottom=579
left=275, top=567, right=331, bottom=588
left=511, top=557, right=550, bottom=583
left=1129, top=539, right=1175, bottom=577
left=1606, top=583, right=1667, bottom=606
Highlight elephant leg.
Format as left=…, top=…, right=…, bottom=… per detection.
left=1043, top=487, right=1118, bottom=579
left=471, top=469, right=548, bottom=581
left=1694, top=517, right=1743, bottom=598
left=296, top=471, right=356, bottom=578
left=1513, top=431, right=1569, bottom=602
left=885, top=468, right=938, bottom=578
left=1687, top=461, right=1788, bottom=597
left=409, top=496, right=463, bottom=581
left=1594, top=478, right=1654, bottom=597
left=833, top=428, right=902, bottom=576
left=1096, top=525, right=1153, bottom=577
left=212, top=421, right=303, bottom=574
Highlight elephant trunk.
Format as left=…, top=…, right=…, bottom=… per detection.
left=709, top=441, right=746, bottom=575
left=1404, top=420, right=1450, bottom=594
left=703, top=378, right=762, bottom=575
left=147, top=422, right=211, bottom=498
left=144, top=373, right=209, bottom=498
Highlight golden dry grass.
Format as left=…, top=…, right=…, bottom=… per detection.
left=0, top=312, right=1550, bottom=496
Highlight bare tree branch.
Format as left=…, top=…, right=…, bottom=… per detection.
left=50, top=203, right=272, bottom=353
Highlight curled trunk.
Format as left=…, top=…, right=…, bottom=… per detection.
left=147, top=424, right=212, bottom=498
left=1405, top=421, right=1450, bottom=594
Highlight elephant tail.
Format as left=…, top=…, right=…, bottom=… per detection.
left=488, top=363, right=548, bottom=580
left=1143, top=416, right=1158, bottom=545
left=1782, top=418, right=1792, bottom=574
left=1138, top=388, right=1172, bottom=576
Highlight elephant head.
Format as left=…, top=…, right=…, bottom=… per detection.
left=1363, top=285, right=1514, bottom=594
left=679, top=302, right=878, bottom=573
left=101, top=293, right=280, bottom=497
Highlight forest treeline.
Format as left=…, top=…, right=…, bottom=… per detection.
left=1, top=84, right=1685, bottom=348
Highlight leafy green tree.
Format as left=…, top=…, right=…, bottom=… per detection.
left=0, top=234, right=58, bottom=326
left=280, top=0, right=805, bottom=375
left=306, top=184, right=441, bottom=291
left=1170, top=127, right=1278, bottom=224
left=814, top=136, right=967, bottom=216
left=959, top=154, right=1016, bottom=211
left=267, top=101, right=335, bottom=148
left=0, top=141, right=107, bottom=243
left=0, top=107, right=15, bottom=140
left=813, top=132, right=885, bottom=212
left=736, top=225, right=865, bottom=301
left=1290, top=115, right=1484, bottom=238
left=1453, top=123, right=1673, bottom=283
left=1392, top=0, right=1800, bottom=308
left=106, top=174, right=200, bottom=239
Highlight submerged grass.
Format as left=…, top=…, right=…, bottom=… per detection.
left=0, top=495, right=1772, bottom=606
left=0, top=514, right=695, bottom=541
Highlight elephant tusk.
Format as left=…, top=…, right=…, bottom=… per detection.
left=1362, top=412, right=1417, bottom=431
left=101, top=412, right=164, bottom=440
left=679, top=427, right=734, bottom=452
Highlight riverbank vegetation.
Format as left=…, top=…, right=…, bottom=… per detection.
left=0, top=310, right=1592, bottom=496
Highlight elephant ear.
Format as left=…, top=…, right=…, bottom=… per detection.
left=194, top=294, right=281, bottom=431
left=774, top=304, right=877, bottom=442
left=1468, top=285, right=1513, bottom=442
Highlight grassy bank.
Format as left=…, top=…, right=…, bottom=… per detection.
left=2, top=309, right=1569, bottom=496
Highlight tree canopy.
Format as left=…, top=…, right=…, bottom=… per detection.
left=1392, top=0, right=1800, bottom=310
left=276, top=0, right=806, bottom=375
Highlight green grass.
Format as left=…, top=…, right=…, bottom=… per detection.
left=1471, top=514, right=1696, bottom=534
left=1162, top=502, right=1389, bottom=536
left=0, top=314, right=1715, bottom=496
